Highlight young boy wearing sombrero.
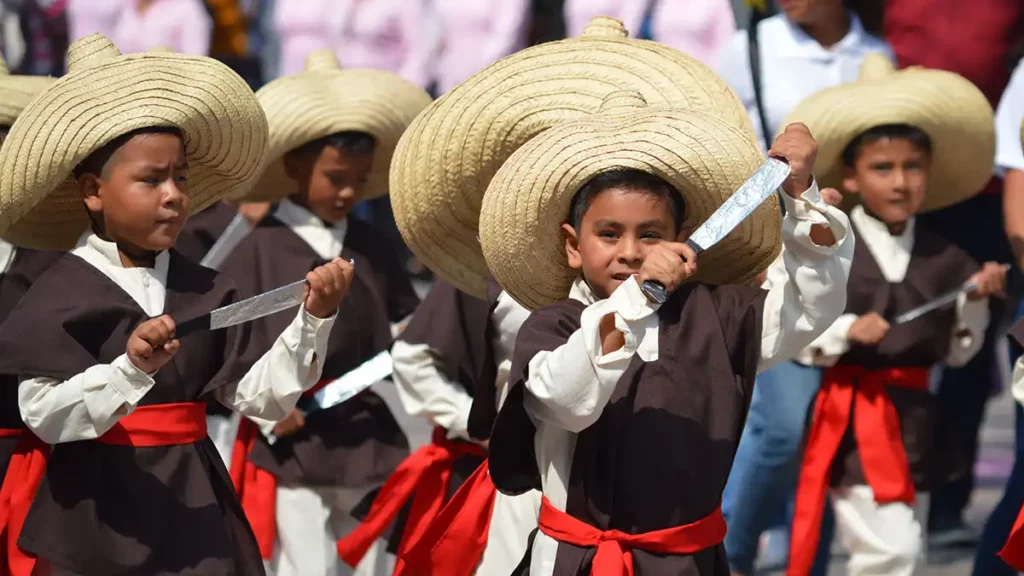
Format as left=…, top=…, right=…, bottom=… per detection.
left=0, top=34, right=353, bottom=575
left=473, top=84, right=852, bottom=572
left=780, top=54, right=1006, bottom=576
left=374, top=17, right=810, bottom=576
left=220, top=50, right=429, bottom=576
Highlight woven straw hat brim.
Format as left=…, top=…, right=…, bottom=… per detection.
left=245, top=65, right=431, bottom=203
left=0, top=34, right=269, bottom=250
left=390, top=17, right=755, bottom=299
left=0, top=75, right=55, bottom=127
left=780, top=58, right=994, bottom=214
left=480, top=100, right=780, bottom=311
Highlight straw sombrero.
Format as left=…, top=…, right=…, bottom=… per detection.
left=0, top=54, right=55, bottom=128
left=390, top=16, right=756, bottom=299
left=780, top=53, right=994, bottom=213
left=0, top=34, right=269, bottom=250
left=480, top=92, right=779, bottom=310
left=243, top=50, right=431, bottom=203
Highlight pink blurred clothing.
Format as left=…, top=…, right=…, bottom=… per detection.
left=111, top=0, right=212, bottom=55
left=564, top=0, right=647, bottom=38
left=650, top=0, right=735, bottom=65
left=431, top=0, right=529, bottom=93
left=274, top=0, right=430, bottom=86
left=67, top=0, right=127, bottom=42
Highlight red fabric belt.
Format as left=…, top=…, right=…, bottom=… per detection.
left=999, top=505, right=1024, bottom=570
left=0, top=429, right=23, bottom=439
left=228, top=378, right=369, bottom=560
left=395, top=458, right=498, bottom=576
left=788, top=366, right=929, bottom=576
left=538, top=497, right=725, bottom=576
left=336, top=428, right=487, bottom=567
left=0, top=401, right=207, bottom=576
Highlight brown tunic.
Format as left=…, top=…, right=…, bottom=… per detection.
left=829, top=222, right=979, bottom=489
left=221, top=215, right=419, bottom=488
left=0, top=248, right=63, bottom=478
left=491, top=283, right=768, bottom=576
left=0, top=252, right=264, bottom=575
left=174, top=200, right=238, bottom=264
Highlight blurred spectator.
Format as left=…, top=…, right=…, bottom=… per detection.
left=111, top=0, right=211, bottom=55
left=715, top=2, right=892, bottom=573
left=649, top=0, right=736, bottom=65
left=67, top=0, right=125, bottom=43
left=334, top=0, right=432, bottom=88
left=431, top=0, right=529, bottom=94
left=716, top=0, right=892, bottom=149
left=4, top=0, right=67, bottom=76
left=272, top=0, right=343, bottom=77
left=976, top=55, right=1024, bottom=576
left=564, top=0, right=647, bottom=38
left=884, top=0, right=1024, bottom=551
left=206, top=0, right=263, bottom=87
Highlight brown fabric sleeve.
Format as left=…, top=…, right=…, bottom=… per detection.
left=489, top=300, right=585, bottom=495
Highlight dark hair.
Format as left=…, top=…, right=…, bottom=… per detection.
left=289, top=131, right=377, bottom=159
left=72, top=126, right=185, bottom=180
left=841, top=124, right=933, bottom=167
left=568, top=169, right=686, bottom=232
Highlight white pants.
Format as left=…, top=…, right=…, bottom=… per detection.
left=206, top=412, right=241, bottom=466
left=271, top=484, right=393, bottom=576
left=833, top=485, right=929, bottom=576
left=476, top=489, right=542, bottom=573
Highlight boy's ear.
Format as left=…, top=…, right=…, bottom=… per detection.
left=841, top=165, right=860, bottom=196
left=562, top=223, right=583, bottom=271
left=78, top=173, right=104, bottom=214
left=283, top=151, right=303, bottom=181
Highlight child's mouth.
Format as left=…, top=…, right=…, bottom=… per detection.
left=611, top=273, right=632, bottom=281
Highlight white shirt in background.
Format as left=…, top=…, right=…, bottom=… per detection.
left=995, top=58, right=1024, bottom=173
left=716, top=13, right=894, bottom=149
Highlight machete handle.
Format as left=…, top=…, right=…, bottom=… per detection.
left=640, top=238, right=703, bottom=305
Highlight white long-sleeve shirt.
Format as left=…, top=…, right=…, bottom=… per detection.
left=795, top=206, right=989, bottom=369
left=18, top=232, right=335, bottom=444
left=392, top=291, right=531, bottom=440
left=523, top=182, right=854, bottom=575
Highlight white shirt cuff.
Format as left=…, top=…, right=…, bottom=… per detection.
left=109, top=354, right=157, bottom=409
left=779, top=180, right=851, bottom=256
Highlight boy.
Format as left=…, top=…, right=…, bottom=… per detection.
left=222, top=50, right=430, bottom=576
left=475, top=89, right=853, bottom=574
left=0, top=34, right=352, bottom=575
left=781, top=54, right=1006, bottom=576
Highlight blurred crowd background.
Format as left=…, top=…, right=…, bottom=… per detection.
left=2, top=1, right=1024, bottom=572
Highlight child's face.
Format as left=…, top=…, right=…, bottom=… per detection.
left=779, top=0, right=844, bottom=25
left=843, top=137, right=930, bottom=227
left=562, top=187, right=680, bottom=300
left=79, top=132, right=189, bottom=254
left=285, top=145, right=373, bottom=224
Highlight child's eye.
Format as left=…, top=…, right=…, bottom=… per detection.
left=175, top=175, right=188, bottom=184
left=597, top=231, right=617, bottom=239
left=641, top=232, right=663, bottom=241
left=142, top=177, right=160, bottom=185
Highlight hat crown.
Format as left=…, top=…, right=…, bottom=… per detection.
left=581, top=16, right=629, bottom=39
left=858, top=53, right=895, bottom=81
left=305, top=49, right=342, bottom=72
left=67, top=33, right=122, bottom=73
left=599, top=91, right=647, bottom=113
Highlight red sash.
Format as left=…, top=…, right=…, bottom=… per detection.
left=228, top=378, right=337, bottom=559
left=538, top=497, right=725, bottom=576
left=0, top=402, right=207, bottom=576
left=788, top=366, right=928, bottom=576
left=0, top=429, right=23, bottom=439
left=336, top=428, right=487, bottom=567
left=394, top=459, right=498, bottom=576
left=998, top=505, right=1024, bottom=570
